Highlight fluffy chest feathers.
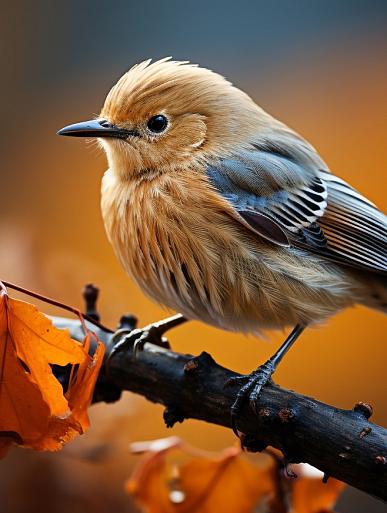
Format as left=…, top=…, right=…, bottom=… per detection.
left=101, top=169, right=245, bottom=316
left=100, top=168, right=358, bottom=332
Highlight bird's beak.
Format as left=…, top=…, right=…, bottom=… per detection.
left=57, top=119, right=138, bottom=139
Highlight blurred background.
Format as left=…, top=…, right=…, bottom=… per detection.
left=0, top=0, right=386, bottom=511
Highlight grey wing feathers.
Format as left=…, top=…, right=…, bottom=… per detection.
left=206, top=151, right=329, bottom=248
left=317, top=171, right=387, bottom=272
left=206, top=147, right=387, bottom=273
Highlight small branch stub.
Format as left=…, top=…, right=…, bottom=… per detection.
left=83, top=283, right=100, bottom=321
left=278, top=408, right=295, bottom=423
left=163, top=406, right=186, bottom=428
left=353, top=402, right=373, bottom=420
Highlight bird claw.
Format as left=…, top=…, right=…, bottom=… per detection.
left=226, top=361, right=275, bottom=438
left=224, top=374, right=250, bottom=388
left=105, top=324, right=170, bottom=375
left=132, top=325, right=170, bottom=359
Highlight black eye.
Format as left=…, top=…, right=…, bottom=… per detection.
left=147, top=114, right=168, bottom=133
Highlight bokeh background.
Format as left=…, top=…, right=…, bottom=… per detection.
left=0, top=1, right=386, bottom=511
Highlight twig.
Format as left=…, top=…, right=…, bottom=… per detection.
left=52, top=315, right=387, bottom=502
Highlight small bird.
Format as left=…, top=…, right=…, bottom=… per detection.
left=59, top=58, right=386, bottom=429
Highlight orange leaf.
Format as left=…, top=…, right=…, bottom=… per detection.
left=127, top=440, right=347, bottom=513
left=178, top=450, right=275, bottom=513
left=126, top=437, right=276, bottom=513
left=0, top=289, right=105, bottom=454
left=66, top=332, right=105, bottom=430
left=291, top=464, right=346, bottom=513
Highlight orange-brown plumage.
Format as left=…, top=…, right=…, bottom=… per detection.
left=60, top=58, right=387, bottom=335
left=100, top=156, right=371, bottom=334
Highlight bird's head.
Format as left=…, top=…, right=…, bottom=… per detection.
left=58, top=58, right=267, bottom=180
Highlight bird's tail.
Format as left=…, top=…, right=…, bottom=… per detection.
left=359, top=272, right=387, bottom=313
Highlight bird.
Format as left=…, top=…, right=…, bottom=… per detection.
left=58, top=57, right=387, bottom=432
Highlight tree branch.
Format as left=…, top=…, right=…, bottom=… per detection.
left=52, top=315, right=387, bottom=502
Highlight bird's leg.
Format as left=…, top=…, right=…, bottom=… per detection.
left=226, top=324, right=306, bottom=436
left=106, top=314, right=187, bottom=372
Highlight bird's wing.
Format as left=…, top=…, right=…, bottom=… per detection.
left=206, top=147, right=387, bottom=273
left=318, top=170, right=387, bottom=272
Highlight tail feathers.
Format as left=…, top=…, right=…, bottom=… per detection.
left=361, top=273, right=387, bottom=313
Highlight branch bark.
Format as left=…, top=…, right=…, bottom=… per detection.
left=53, top=316, right=387, bottom=502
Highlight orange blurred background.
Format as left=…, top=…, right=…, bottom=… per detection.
left=0, top=1, right=386, bottom=512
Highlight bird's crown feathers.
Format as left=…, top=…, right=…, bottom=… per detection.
left=102, top=57, right=235, bottom=122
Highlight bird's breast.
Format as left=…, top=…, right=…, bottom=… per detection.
left=100, top=169, right=261, bottom=325
left=100, top=169, right=355, bottom=332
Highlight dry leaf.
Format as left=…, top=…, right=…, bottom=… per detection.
left=126, top=439, right=346, bottom=513
left=0, top=289, right=105, bottom=455
left=291, top=464, right=346, bottom=513
left=126, top=437, right=275, bottom=513
left=66, top=332, right=105, bottom=428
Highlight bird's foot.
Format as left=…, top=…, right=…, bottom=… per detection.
left=108, top=324, right=170, bottom=365
left=133, top=324, right=172, bottom=358
left=225, top=359, right=275, bottom=436
left=105, top=314, right=186, bottom=375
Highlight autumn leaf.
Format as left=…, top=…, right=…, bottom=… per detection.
left=0, top=287, right=105, bottom=455
left=126, top=437, right=276, bottom=513
left=66, top=332, right=105, bottom=429
left=126, top=438, right=346, bottom=513
left=291, top=464, right=345, bottom=513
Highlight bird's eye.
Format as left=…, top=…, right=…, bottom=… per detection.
left=147, top=114, right=168, bottom=134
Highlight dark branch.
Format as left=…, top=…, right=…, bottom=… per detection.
left=52, top=316, right=387, bottom=502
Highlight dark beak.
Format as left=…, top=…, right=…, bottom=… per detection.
left=57, top=119, right=138, bottom=139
